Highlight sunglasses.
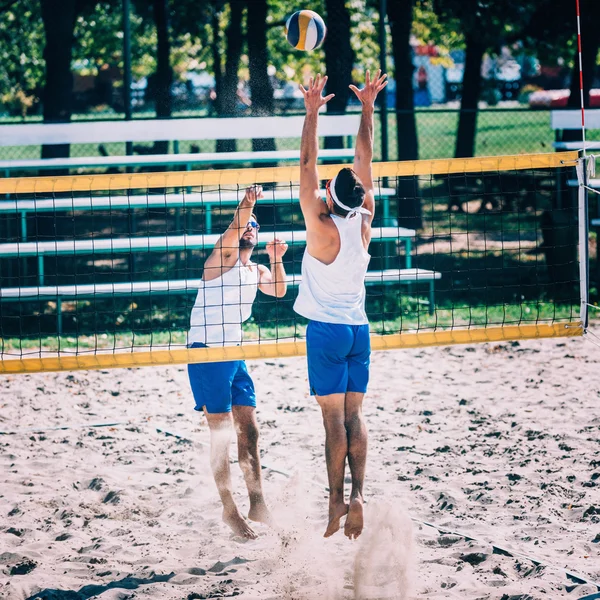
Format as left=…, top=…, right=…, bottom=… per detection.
left=247, top=220, right=260, bottom=230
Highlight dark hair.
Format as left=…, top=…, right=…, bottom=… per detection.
left=331, top=168, right=365, bottom=217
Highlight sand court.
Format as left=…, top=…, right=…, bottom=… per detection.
left=1, top=330, right=599, bottom=599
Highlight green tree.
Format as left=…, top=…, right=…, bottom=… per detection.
left=212, top=0, right=244, bottom=152
left=154, top=0, right=171, bottom=122
left=247, top=0, right=275, bottom=152
left=324, top=0, right=354, bottom=151
left=0, top=2, right=45, bottom=119
left=522, top=0, right=600, bottom=117
left=265, top=0, right=326, bottom=86
left=73, top=1, right=156, bottom=91
left=388, top=0, right=422, bottom=229
left=388, top=0, right=418, bottom=162
left=40, top=0, right=79, bottom=159
left=432, top=0, right=535, bottom=158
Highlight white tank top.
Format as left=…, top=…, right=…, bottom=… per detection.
left=188, top=259, right=259, bottom=346
left=294, top=213, right=370, bottom=325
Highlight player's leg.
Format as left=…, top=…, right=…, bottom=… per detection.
left=344, top=391, right=367, bottom=539
left=307, top=321, right=354, bottom=537
left=204, top=410, right=257, bottom=539
left=232, top=405, right=271, bottom=524
left=188, top=358, right=257, bottom=539
left=344, top=324, right=371, bottom=539
left=230, top=361, right=272, bottom=525
left=315, top=392, right=349, bottom=537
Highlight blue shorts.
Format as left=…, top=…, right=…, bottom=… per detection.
left=306, top=321, right=371, bottom=396
left=187, top=343, right=256, bottom=414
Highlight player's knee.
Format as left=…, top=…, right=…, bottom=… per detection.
left=344, top=409, right=363, bottom=429
left=240, top=420, right=259, bottom=446
left=321, top=409, right=345, bottom=432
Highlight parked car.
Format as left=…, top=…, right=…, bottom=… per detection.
left=529, top=88, right=600, bottom=108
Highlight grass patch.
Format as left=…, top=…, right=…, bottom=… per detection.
left=1, top=301, right=579, bottom=354
left=0, top=107, right=573, bottom=163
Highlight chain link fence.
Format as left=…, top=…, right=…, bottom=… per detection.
left=0, top=108, right=592, bottom=163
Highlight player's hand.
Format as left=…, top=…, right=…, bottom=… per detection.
left=243, top=185, right=264, bottom=206
left=300, top=74, right=335, bottom=114
left=266, top=239, right=288, bottom=262
left=349, top=70, right=388, bottom=109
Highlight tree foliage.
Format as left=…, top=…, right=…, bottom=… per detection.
left=1, top=0, right=596, bottom=123
left=0, top=2, right=45, bottom=117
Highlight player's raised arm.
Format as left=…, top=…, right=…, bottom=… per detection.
left=349, top=70, right=388, bottom=217
left=299, top=74, right=335, bottom=226
left=258, top=239, right=289, bottom=298
left=202, top=185, right=261, bottom=280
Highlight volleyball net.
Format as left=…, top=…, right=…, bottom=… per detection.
left=0, top=150, right=588, bottom=374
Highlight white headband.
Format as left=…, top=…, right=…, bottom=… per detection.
left=329, top=174, right=372, bottom=219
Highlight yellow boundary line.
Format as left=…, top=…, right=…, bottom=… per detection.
left=0, top=151, right=579, bottom=194
left=0, top=322, right=582, bottom=375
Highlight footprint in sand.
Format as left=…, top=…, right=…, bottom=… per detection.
left=353, top=501, right=414, bottom=600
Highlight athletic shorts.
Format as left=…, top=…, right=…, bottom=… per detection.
left=187, top=343, right=256, bottom=414
left=306, top=320, right=371, bottom=396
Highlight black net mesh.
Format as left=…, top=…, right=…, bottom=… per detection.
left=0, top=153, right=584, bottom=366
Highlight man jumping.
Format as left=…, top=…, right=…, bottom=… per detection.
left=188, top=185, right=288, bottom=539
left=294, top=71, right=388, bottom=540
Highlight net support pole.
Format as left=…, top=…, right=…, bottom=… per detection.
left=577, top=158, right=590, bottom=328
left=575, top=0, right=587, bottom=155
left=575, top=0, right=589, bottom=328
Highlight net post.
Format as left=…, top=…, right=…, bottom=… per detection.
left=576, top=155, right=590, bottom=328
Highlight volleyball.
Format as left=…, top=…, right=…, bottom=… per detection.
left=285, top=10, right=326, bottom=51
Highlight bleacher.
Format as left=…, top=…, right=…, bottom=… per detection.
left=0, top=115, right=358, bottom=175
left=0, top=116, right=442, bottom=336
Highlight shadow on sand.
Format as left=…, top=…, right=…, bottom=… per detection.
left=25, top=572, right=175, bottom=600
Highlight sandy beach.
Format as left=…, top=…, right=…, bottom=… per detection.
left=1, top=329, right=599, bottom=599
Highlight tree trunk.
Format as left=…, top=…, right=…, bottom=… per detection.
left=454, top=34, right=486, bottom=159
left=324, top=0, right=353, bottom=149
left=40, top=0, right=77, bottom=160
left=214, top=1, right=244, bottom=153
left=152, top=0, right=172, bottom=155
left=247, top=0, right=275, bottom=152
left=388, top=0, right=418, bottom=161
left=211, top=7, right=222, bottom=107
left=388, top=0, right=421, bottom=229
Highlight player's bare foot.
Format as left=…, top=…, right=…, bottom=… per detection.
left=223, top=507, right=257, bottom=539
left=344, top=496, right=364, bottom=540
left=248, top=499, right=273, bottom=526
left=324, top=501, right=349, bottom=538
